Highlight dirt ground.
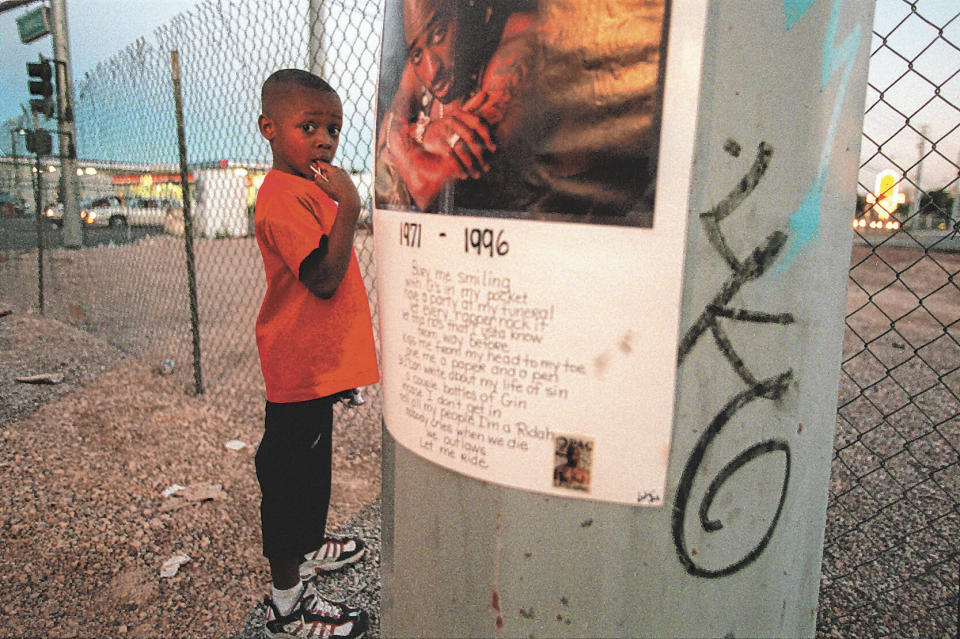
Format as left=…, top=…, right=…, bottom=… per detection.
left=0, top=311, right=381, bottom=638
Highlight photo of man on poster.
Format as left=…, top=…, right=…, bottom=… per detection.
left=375, top=0, right=669, bottom=226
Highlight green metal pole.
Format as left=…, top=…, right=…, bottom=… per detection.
left=170, top=49, right=203, bottom=396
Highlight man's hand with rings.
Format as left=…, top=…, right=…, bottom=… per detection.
left=420, top=109, right=496, bottom=180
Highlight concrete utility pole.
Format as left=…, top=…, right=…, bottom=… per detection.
left=49, top=0, right=81, bottom=248
left=307, top=0, right=328, bottom=81
left=380, top=1, right=875, bottom=637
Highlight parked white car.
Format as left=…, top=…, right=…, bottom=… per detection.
left=78, top=196, right=126, bottom=228
left=44, top=196, right=180, bottom=228
left=42, top=202, right=65, bottom=227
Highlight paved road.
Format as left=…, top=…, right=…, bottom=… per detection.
left=0, top=217, right=165, bottom=252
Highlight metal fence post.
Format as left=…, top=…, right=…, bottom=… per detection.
left=32, top=144, right=44, bottom=314
left=380, top=1, right=875, bottom=637
left=170, top=49, right=203, bottom=396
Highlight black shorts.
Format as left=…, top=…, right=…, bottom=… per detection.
left=255, top=396, right=335, bottom=559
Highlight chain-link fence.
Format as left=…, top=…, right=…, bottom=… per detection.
left=817, top=1, right=960, bottom=637
left=0, top=0, right=383, bottom=429
left=0, top=0, right=958, bottom=636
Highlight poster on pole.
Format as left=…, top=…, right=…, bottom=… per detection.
left=373, top=0, right=702, bottom=506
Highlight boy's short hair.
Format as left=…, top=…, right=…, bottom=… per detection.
left=261, top=69, right=337, bottom=114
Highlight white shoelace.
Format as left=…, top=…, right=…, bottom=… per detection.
left=305, top=593, right=344, bottom=618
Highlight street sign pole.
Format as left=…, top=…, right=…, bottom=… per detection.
left=49, top=0, right=81, bottom=248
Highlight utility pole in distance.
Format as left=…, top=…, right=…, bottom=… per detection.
left=7, top=0, right=81, bottom=245
left=49, top=0, right=81, bottom=248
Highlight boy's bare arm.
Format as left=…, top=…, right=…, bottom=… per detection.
left=298, top=162, right=362, bottom=299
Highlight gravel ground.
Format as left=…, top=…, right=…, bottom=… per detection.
left=0, top=308, right=382, bottom=639
left=231, top=500, right=382, bottom=639
left=0, top=311, right=128, bottom=427
left=817, top=243, right=960, bottom=638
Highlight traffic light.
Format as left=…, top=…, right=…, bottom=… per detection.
left=27, top=59, right=55, bottom=118
left=25, top=130, right=52, bottom=156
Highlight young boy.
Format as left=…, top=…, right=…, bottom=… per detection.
left=253, top=68, right=379, bottom=639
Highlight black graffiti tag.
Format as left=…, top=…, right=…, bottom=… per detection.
left=672, top=141, right=796, bottom=578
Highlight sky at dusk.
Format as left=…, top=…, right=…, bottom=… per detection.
left=1, top=0, right=197, bottom=124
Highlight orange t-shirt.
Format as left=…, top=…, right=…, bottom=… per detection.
left=254, top=170, right=379, bottom=402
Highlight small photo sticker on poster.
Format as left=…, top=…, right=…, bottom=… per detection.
left=553, top=435, right=594, bottom=493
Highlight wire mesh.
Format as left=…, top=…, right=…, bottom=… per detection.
left=0, top=0, right=957, bottom=636
left=818, top=1, right=960, bottom=637
left=0, top=0, right=383, bottom=431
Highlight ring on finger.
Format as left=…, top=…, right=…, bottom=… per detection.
left=447, top=133, right=461, bottom=147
